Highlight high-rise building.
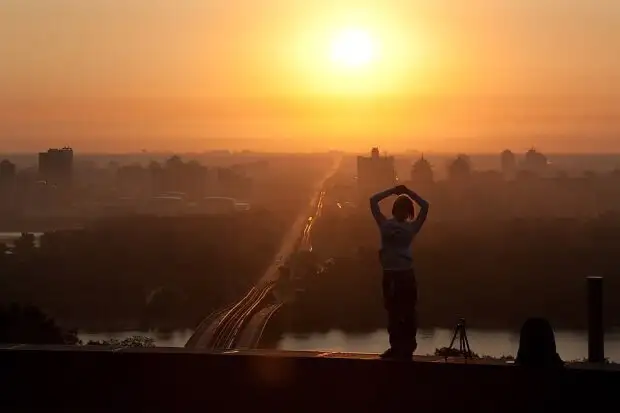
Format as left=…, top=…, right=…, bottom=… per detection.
left=38, top=147, right=74, bottom=187
left=447, top=154, right=472, bottom=182
left=357, top=147, right=396, bottom=197
left=0, top=160, right=17, bottom=211
left=500, top=150, right=517, bottom=179
left=0, top=159, right=16, bottom=182
left=410, top=155, right=434, bottom=187
left=523, top=148, right=549, bottom=176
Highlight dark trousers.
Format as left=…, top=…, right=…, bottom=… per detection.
left=382, top=269, right=418, bottom=355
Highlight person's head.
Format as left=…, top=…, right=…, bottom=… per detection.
left=392, top=195, right=415, bottom=222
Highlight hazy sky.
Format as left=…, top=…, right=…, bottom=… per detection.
left=1, top=0, right=619, bottom=153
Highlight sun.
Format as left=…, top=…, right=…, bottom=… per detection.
left=330, top=28, right=377, bottom=68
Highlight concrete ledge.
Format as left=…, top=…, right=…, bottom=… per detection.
left=1, top=346, right=619, bottom=412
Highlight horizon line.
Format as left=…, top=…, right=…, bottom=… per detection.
left=4, top=149, right=620, bottom=156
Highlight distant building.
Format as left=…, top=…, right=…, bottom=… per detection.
left=410, top=156, right=434, bottom=187
left=214, top=167, right=252, bottom=199
left=500, top=150, right=517, bottom=180
left=447, top=154, right=472, bottom=182
left=198, top=197, right=249, bottom=215
left=234, top=202, right=251, bottom=211
left=148, top=156, right=208, bottom=200
left=116, top=164, right=149, bottom=198
left=357, top=147, right=396, bottom=197
left=38, top=148, right=73, bottom=187
left=522, top=148, right=549, bottom=176
left=0, top=159, right=16, bottom=182
left=0, top=160, right=17, bottom=210
left=145, top=195, right=186, bottom=216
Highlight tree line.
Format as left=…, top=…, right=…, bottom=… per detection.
left=0, top=212, right=287, bottom=333
left=273, top=212, right=620, bottom=334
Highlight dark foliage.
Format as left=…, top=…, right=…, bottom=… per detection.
left=0, top=303, right=79, bottom=344
left=87, top=336, right=155, bottom=347
left=0, top=213, right=286, bottom=331
left=277, top=212, right=620, bottom=334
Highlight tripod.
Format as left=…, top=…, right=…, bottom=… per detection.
left=446, top=318, right=473, bottom=360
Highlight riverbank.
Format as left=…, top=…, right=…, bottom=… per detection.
left=77, top=327, right=620, bottom=362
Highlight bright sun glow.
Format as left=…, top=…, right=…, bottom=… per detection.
left=330, top=29, right=377, bottom=68
left=294, top=16, right=423, bottom=97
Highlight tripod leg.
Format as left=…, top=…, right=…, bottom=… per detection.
left=448, top=326, right=459, bottom=350
left=463, top=331, right=472, bottom=358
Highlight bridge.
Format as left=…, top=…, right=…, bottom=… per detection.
left=185, top=159, right=337, bottom=350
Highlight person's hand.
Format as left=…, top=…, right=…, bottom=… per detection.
left=393, top=185, right=408, bottom=195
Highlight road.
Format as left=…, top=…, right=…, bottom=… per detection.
left=186, top=156, right=341, bottom=349
left=259, top=186, right=328, bottom=284
left=235, top=303, right=283, bottom=349
left=233, top=174, right=334, bottom=349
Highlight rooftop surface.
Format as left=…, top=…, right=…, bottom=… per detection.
left=1, top=345, right=619, bottom=412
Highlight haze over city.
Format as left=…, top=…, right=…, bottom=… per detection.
left=3, top=2, right=620, bottom=411
left=2, top=0, right=620, bottom=153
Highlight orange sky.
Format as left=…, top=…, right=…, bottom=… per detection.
left=1, top=0, right=619, bottom=153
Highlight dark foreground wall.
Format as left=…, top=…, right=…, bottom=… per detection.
left=1, top=346, right=619, bottom=412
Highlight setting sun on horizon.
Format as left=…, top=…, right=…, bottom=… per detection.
left=1, top=1, right=620, bottom=153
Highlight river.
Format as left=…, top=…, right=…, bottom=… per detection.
left=0, top=232, right=43, bottom=246
left=79, top=328, right=620, bottom=362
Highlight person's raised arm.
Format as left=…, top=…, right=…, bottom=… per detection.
left=401, top=186, right=429, bottom=233
left=369, top=187, right=397, bottom=225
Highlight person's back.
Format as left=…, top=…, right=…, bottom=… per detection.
left=378, top=217, right=416, bottom=271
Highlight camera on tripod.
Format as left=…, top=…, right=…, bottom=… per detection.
left=436, top=318, right=473, bottom=361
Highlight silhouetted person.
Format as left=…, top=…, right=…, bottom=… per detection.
left=515, top=318, right=564, bottom=368
left=370, top=184, right=429, bottom=360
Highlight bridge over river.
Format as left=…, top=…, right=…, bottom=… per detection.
left=186, top=157, right=339, bottom=350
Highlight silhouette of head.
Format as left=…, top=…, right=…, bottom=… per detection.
left=392, top=195, right=414, bottom=222
left=516, top=318, right=564, bottom=368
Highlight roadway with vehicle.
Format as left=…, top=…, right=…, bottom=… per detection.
left=186, top=157, right=341, bottom=349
